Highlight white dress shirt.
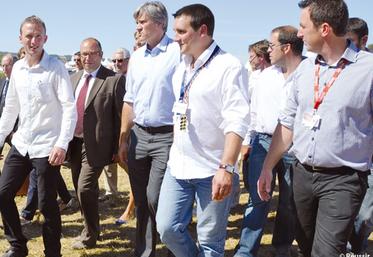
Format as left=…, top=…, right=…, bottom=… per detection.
left=0, top=51, right=77, bottom=158
left=245, top=65, right=294, bottom=142
left=242, top=69, right=266, bottom=145
left=168, top=42, right=250, bottom=179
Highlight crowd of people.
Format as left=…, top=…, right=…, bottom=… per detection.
left=0, top=0, right=372, bottom=257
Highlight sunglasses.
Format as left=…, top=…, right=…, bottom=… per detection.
left=112, top=59, right=124, bottom=63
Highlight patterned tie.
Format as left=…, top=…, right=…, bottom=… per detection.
left=75, top=74, right=92, bottom=136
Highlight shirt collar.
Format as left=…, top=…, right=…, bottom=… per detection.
left=315, top=39, right=358, bottom=67
left=183, top=41, right=217, bottom=71
left=20, top=50, right=50, bottom=70
left=144, top=34, right=170, bottom=57
left=83, top=65, right=100, bottom=78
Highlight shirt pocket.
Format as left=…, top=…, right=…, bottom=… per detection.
left=33, top=80, right=53, bottom=103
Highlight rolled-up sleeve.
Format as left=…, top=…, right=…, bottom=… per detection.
left=278, top=71, right=299, bottom=130
left=220, top=65, right=250, bottom=139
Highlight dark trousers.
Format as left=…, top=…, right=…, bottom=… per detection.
left=292, top=160, right=367, bottom=257
left=69, top=137, right=103, bottom=245
left=128, top=125, right=173, bottom=257
left=21, top=167, right=71, bottom=220
left=0, top=146, right=61, bottom=257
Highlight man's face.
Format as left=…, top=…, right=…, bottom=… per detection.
left=136, top=13, right=163, bottom=46
left=249, top=50, right=261, bottom=71
left=297, top=7, right=322, bottom=53
left=346, top=32, right=365, bottom=50
left=74, top=54, right=83, bottom=70
left=1, top=56, right=13, bottom=78
left=19, top=22, right=47, bottom=58
left=80, top=39, right=103, bottom=73
left=268, top=32, right=286, bottom=66
left=173, top=15, right=200, bottom=56
left=112, top=52, right=129, bottom=74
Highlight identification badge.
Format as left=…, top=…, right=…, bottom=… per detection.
left=172, top=102, right=188, bottom=115
left=302, top=111, right=321, bottom=129
left=174, top=113, right=188, bottom=132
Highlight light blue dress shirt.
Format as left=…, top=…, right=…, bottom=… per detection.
left=124, top=34, right=180, bottom=127
left=279, top=42, right=373, bottom=171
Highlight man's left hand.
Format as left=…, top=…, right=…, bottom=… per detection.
left=49, top=147, right=66, bottom=166
left=211, top=169, right=233, bottom=201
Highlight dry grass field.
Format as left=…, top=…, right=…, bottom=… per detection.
left=0, top=144, right=372, bottom=256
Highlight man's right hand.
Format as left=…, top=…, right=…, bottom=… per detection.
left=257, top=168, right=272, bottom=201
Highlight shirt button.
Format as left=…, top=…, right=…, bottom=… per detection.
left=311, top=137, right=314, bottom=141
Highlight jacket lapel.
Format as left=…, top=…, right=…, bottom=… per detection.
left=72, top=71, right=83, bottom=93
left=85, top=66, right=106, bottom=109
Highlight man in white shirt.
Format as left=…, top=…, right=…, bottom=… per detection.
left=234, top=26, right=304, bottom=257
left=0, top=15, right=77, bottom=257
left=241, top=40, right=271, bottom=189
left=155, top=4, right=249, bottom=256
left=118, top=2, right=180, bottom=256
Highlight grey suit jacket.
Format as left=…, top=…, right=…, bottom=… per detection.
left=70, top=66, right=126, bottom=167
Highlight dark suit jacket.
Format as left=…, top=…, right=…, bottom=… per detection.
left=70, top=66, right=126, bottom=167
left=0, top=78, right=18, bottom=149
left=0, top=78, right=8, bottom=116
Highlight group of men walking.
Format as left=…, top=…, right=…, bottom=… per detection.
left=0, top=1, right=372, bottom=257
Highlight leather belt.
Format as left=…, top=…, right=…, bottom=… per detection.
left=136, top=123, right=173, bottom=134
left=302, top=163, right=354, bottom=173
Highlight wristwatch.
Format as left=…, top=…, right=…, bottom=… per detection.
left=219, top=163, right=235, bottom=174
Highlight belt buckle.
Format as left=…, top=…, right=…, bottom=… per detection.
left=311, top=166, right=322, bottom=171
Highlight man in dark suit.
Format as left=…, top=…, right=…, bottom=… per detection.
left=69, top=37, right=125, bottom=250
left=0, top=54, right=15, bottom=155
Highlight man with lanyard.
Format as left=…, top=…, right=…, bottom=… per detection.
left=346, top=17, right=373, bottom=254
left=258, top=1, right=373, bottom=256
left=118, top=2, right=179, bottom=256
left=156, top=4, right=249, bottom=256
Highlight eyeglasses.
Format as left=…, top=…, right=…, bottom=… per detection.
left=249, top=55, right=258, bottom=63
left=81, top=51, right=101, bottom=58
left=112, top=59, right=124, bottom=63
left=268, top=43, right=287, bottom=49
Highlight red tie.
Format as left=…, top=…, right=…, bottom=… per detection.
left=75, top=74, right=92, bottom=136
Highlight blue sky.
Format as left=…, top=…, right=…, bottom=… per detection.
left=1, top=0, right=372, bottom=63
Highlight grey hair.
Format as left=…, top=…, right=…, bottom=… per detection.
left=2, top=54, right=14, bottom=64
left=133, top=1, right=168, bottom=31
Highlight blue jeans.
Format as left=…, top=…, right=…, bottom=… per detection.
left=235, top=133, right=295, bottom=257
left=350, top=171, right=373, bottom=253
left=156, top=169, right=234, bottom=257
